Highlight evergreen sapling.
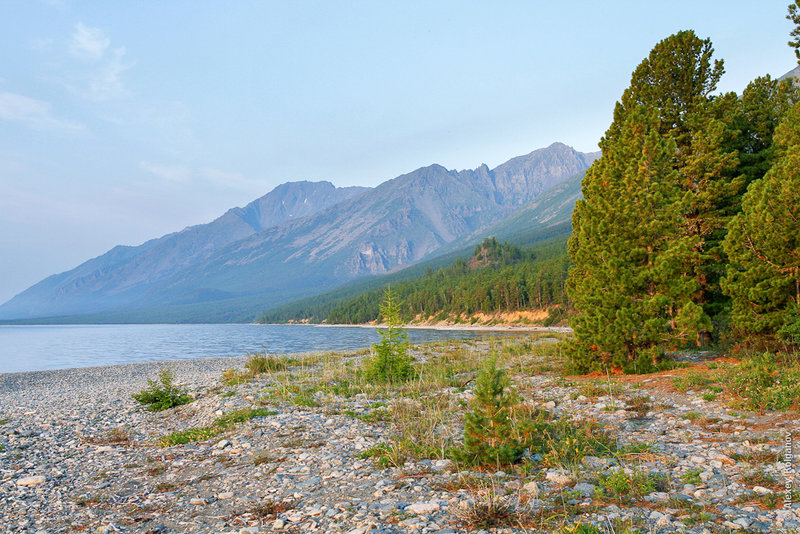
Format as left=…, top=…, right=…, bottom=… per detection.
left=456, top=354, right=523, bottom=467
left=365, top=286, right=414, bottom=383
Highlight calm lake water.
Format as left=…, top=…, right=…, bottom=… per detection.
left=0, top=324, right=496, bottom=374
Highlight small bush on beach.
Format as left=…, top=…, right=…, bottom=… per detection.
left=725, top=352, right=800, bottom=413
left=159, top=407, right=276, bottom=447
left=245, top=352, right=286, bottom=373
left=597, top=468, right=660, bottom=503
left=132, top=367, right=193, bottom=411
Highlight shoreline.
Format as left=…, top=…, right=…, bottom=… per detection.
left=293, top=322, right=572, bottom=333
left=0, top=325, right=569, bottom=378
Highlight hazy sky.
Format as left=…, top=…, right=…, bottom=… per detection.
left=0, top=1, right=796, bottom=303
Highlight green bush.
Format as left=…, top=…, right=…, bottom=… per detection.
left=363, top=287, right=414, bottom=383
left=532, top=418, right=617, bottom=468
left=726, top=352, right=800, bottom=413
left=245, top=353, right=286, bottom=373
left=598, top=468, right=661, bottom=502
left=132, top=367, right=193, bottom=411
left=159, top=407, right=276, bottom=447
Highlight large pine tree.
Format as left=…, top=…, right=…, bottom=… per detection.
left=609, top=31, right=740, bottom=341
left=567, top=30, right=735, bottom=370
left=722, top=104, right=800, bottom=345
left=567, top=107, right=705, bottom=372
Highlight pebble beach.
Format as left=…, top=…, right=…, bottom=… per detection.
left=1, top=339, right=798, bottom=534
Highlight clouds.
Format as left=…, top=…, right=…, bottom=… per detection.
left=0, top=91, right=83, bottom=132
left=139, top=161, right=192, bottom=184
left=66, top=22, right=134, bottom=100
left=139, top=161, right=263, bottom=193
left=69, top=22, right=109, bottom=61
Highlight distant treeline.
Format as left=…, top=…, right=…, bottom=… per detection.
left=259, top=236, right=570, bottom=324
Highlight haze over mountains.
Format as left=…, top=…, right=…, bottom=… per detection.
left=0, top=143, right=598, bottom=323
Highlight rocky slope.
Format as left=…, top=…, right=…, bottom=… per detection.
left=0, top=182, right=369, bottom=319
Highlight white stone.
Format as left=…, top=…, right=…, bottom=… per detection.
left=17, top=476, right=46, bottom=487
left=217, top=491, right=234, bottom=499
left=545, top=470, right=574, bottom=487
left=406, top=501, right=440, bottom=515
left=433, top=459, right=453, bottom=469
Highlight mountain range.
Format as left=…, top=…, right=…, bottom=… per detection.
left=0, top=142, right=598, bottom=323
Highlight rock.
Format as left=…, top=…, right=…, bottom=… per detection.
left=189, top=497, right=206, bottom=505
left=406, top=501, right=440, bottom=515
left=217, top=491, right=234, bottom=500
left=17, top=476, right=46, bottom=487
left=723, top=521, right=744, bottom=530
left=523, top=481, right=542, bottom=497
left=545, top=470, right=574, bottom=487
left=346, top=528, right=369, bottom=534
left=272, top=519, right=285, bottom=530
left=432, top=459, right=453, bottom=470
left=573, top=483, right=596, bottom=496
left=648, top=492, right=670, bottom=502
left=649, top=511, right=666, bottom=521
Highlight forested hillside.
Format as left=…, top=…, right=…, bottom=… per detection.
left=260, top=236, right=570, bottom=325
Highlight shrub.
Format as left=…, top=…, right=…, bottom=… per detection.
left=681, top=468, right=702, bottom=485
left=452, top=487, right=533, bottom=530
left=598, top=468, right=659, bottom=502
left=132, top=367, right=193, bottom=411
left=532, top=418, right=617, bottom=468
left=364, top=287, right=414, bottom=383
left=159, top=407, right=276, bottom=447
left=726, top=352, right=800, bottom=413
left=222, top=368, right=253, bottom=386
left=246, top=353, right=286, bottom=373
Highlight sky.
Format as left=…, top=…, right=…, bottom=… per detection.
left=0, top=1, right=797, bottom=303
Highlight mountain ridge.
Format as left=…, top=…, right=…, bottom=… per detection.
left=0, top=143, right=597, bottom=322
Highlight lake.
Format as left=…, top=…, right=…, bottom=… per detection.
left=0, top=324, right=501, bottom=374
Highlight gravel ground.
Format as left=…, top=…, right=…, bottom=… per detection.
left=1, top=342, right=799, bottom=534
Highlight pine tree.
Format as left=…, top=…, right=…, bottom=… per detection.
left=457, top=354, right=523, bottom=466
left=365, top=286, right=414, bottom=383
left=567, top=106, right=705, bottom=372
left=722, top=76, right=800, bottom=189
left=722, top=104, right=800, bottom=345
left=607, top=31, right=739, bottom=341
left=789, top=1, right=800, bottom=63
left=567, top=31, right=743, bottom=369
